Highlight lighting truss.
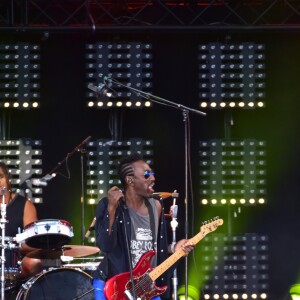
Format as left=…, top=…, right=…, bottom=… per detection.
left=0, top=43, right=40, bottom=109
left=86, top=42, right=153, bottom=109
left=198, top=42, right=266, bottom=110
left=201, top=233, right=269, bottom=299
left=199, top=139, right=267, bottom=205
left=0, top=139, right=43, bottom=203
left=2, top=1, right=300, bottom=29
left=86, top=138, right=154, bottom=204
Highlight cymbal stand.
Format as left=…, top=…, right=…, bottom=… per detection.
left=0, top=187, right=7, bottom=300
left=170, top=191, right=179, bottom=300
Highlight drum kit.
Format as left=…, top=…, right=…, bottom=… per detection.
left=2, top=219, right=101, bottom=300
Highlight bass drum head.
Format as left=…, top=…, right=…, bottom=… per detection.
left=17, top=268, right=94, bottom=300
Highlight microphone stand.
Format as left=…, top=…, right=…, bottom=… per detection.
left=79, top=148, right=86, bottom=246
left=47, top=136, right=92, bottom=246
left=0, top=187, right=7, bottom=300
left=170, top=191, right=179, bottom=300
left=103, top=76, right=206, bottom=299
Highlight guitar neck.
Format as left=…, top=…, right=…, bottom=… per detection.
left=148, top=229, right=207, bottom=281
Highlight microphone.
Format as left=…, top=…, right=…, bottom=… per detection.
left=32, top=173, right=56, bottom=187
left=85, top=217, right=96, bottom=238
left=0, top=186, right=7, bottom=196
left=32, top=179, right=47, bottom=187
left=88, top=83, right=113, bottom=98
left=118, top=196, right=127, bottom=210
left=119, top=196, right=126, bottom=205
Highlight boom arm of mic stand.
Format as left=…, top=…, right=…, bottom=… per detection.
left=106, top=77, right=207, bottom=116
left=47, top=136, right=92, bottom=175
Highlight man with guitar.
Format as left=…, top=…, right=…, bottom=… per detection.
left=93, top=153, right=195, bottom=300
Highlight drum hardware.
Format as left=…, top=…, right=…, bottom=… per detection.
left=0, top=186, right=8, bottom=300
left=62, top=262, right=99, bottom=271
left=60, top=255, right=73, bottom=262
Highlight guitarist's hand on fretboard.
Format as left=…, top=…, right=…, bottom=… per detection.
left=174, top=239, right=195, bottom=256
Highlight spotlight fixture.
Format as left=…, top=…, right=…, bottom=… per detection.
left=290, top=284, right=300, bottom=299
left=178, top=285, right=200, bottom=300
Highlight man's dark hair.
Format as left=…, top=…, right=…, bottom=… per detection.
left=117, top=153, right=144, bottom=187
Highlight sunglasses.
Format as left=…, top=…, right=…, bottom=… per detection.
left=144, top=170, right=155, bottom=179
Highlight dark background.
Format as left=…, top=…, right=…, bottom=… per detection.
left=3, top=29, right=300, bottom=298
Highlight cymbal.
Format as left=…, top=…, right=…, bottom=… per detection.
left=62, top=245, right=100, bottom=257
left=26, top=245, right=100, bottom=259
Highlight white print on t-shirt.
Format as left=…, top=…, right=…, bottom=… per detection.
left=131, top=227, right=154, bottom=267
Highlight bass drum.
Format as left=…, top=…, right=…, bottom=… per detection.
left=16, top=268, right=94, bottom=300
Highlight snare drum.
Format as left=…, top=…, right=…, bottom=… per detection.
left=16, top=268, right=94, bottom=300
left=22, top=219, right=74, bottom=249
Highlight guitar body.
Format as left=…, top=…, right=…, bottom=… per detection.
left=104, top=250, right=167, bottom=300
left=104, top=218, right=223, bottom=300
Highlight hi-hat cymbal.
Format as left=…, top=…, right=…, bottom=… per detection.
left=26, top=245, right=100, bottom=259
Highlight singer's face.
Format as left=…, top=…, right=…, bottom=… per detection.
left=0, top=167, right=9, bottom=189
left=131, top=160, right=155, bottom=198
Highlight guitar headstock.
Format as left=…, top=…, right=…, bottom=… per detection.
left=200, top=217, right=223, bottom=235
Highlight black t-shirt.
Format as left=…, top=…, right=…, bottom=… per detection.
left=5, top=194, right=27, bottom=268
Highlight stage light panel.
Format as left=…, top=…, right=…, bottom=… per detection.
left=86, top=42, right=153, bottom=109
left=0, top=43, right=40, bottom=109
left=198, top=43, right=265, bottom=109
left=200, top=234, right=269, bottom=298
left=0, top=139, right=43, bottom=203
left=199, top=139, right=267, bottom=205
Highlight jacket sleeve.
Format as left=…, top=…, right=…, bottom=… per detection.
left=95, top=197, right=119, bottom=252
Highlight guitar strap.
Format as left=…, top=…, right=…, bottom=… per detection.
left=144, top=198, right=156, bottom=250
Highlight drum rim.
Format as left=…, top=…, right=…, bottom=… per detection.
left=24, top=219, right=71, bottom=229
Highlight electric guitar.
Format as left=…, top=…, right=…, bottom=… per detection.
left=104, top=217, right=223, bottom=300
